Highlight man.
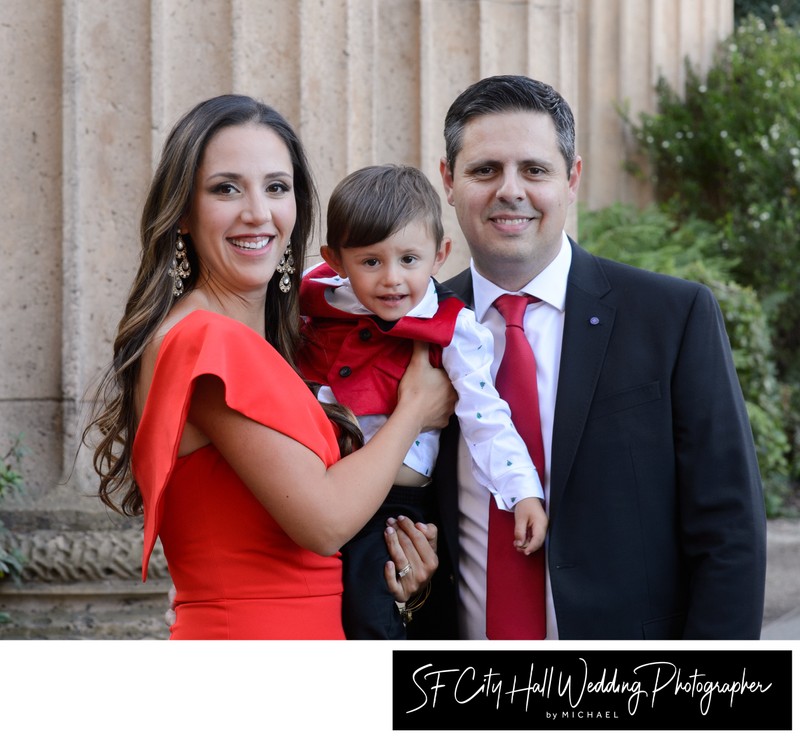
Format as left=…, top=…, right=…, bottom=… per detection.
left=426, top=75, right=766, bottom=639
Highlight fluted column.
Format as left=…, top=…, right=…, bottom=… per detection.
left=61, top=0, right=154, bottom=502
left=578, top=0, right=734, bottom=210
left=0, top=0, right=63, bottom=507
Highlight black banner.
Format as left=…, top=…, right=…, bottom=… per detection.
left=393, top=650, right=792, bottom=731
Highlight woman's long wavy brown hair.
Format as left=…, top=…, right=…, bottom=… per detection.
left=84, top=94, right=361, bottom=517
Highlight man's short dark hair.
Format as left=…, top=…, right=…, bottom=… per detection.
left=444, top=75, right=576, bottom=176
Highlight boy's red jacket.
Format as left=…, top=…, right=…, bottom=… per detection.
left=298, top=263, right=464, bottom=415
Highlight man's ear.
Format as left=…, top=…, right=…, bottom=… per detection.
left=439, top=157, right=455, bottom=206
left=320, top=245, right=347, bottom=278
left=567, top=155, right=582, bottom=206
left=431, top=236, right=452, bottom=277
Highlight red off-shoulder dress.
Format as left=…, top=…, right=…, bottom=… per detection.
left=133, top=310, right=344, bottom=639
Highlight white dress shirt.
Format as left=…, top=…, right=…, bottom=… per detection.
left=457, top=233, right=572, bottom=640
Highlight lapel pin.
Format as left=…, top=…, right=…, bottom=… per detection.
left=589, top=316, right=600, bottom=325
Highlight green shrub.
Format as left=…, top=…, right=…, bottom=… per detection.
left=627, top=13, right=799, bottom=297
left=579, top=203, right=792, bottom=514
left=0, top=436, right=27, bottom=585
left=577, top=202, right=734, bottom=277
left=735, top=0, right=800, bottom=26
left=622, top=9, right=800, bottom=497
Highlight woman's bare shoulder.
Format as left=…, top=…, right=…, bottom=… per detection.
left=135, top=300, right=206, bottom=420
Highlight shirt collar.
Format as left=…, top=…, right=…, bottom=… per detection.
left=313, top=272, right=439, bottom=318
left=471, top=232, right=572, bottom=321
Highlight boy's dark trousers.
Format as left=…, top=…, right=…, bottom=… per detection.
left=341, top=484, right=436, bottom=639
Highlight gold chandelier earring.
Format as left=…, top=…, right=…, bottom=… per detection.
left=168, top=230, right=191, bottom=297
left=276, top=241, right=295, bottom=293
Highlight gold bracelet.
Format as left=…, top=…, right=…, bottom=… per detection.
left=397, top=581, right=432, bottom=624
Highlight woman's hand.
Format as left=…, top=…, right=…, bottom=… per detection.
left=383, top=515, right=439, bottom=603
left=396, top=342, right=456, bottom=432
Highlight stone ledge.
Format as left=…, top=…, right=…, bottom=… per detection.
left=0, top=525, right=171, bottom=639
left=0, top=580, right=171, bottom=640
left=1, top=525, right=167, bottom=583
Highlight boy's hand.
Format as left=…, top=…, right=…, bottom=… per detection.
left=513, top=497, right=548, bottom=555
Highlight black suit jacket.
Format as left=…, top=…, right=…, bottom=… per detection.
left=429, top=239, right=767, bottom=639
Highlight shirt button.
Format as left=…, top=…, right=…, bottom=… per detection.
left=359, top=328, right=372, bottom=341
left=339, top=366, right=352, bottom=378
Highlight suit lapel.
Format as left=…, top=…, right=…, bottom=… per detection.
left=444, top=269, right=474, bottom=308
left=548, top=242, right=614, bottom=520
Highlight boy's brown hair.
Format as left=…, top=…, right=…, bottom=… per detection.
left=326, top=164, right=444, bottom=250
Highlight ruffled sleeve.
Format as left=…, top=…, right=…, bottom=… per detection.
left=132, top=310, right=340, bottom=580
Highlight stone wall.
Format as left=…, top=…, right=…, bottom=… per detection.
left=0, top=0, right=733, bottom=638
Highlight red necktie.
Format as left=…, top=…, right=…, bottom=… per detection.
left=485, top=293, right=546, bottom=639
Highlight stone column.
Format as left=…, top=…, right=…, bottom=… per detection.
left=0, top=0, right=64, bottom=518
left=577, top=0, right=734, bottom=211
left=1, top=0, right=172, bottom=638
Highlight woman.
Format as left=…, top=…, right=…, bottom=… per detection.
left=85, top=95, right=453, bottom=639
